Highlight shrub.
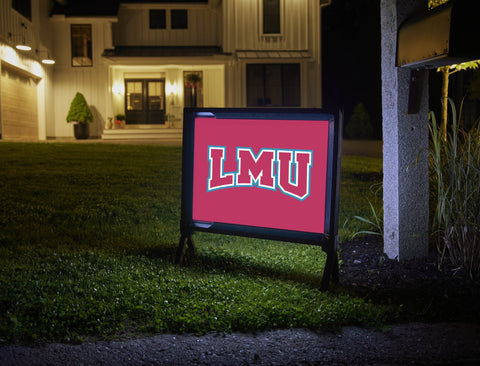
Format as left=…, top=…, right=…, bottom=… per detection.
left=429, top=99, right=480, bottom=279
left=345, top=103, right=374, bottom=139
left=66, top=92, right=93, bottom=124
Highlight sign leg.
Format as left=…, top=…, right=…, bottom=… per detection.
left=186, top=235, right=196, bottom=255
left=320, top=241, right=339, bottom=291
left=176, top=234, right=196, bottom=265
left=176, top=235, right=186, bottom=265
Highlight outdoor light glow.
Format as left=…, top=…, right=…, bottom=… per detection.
left=4, top=46, right=19, bottom=65
left=166, top=82, right=178, bottom=95
left=16, top=44, right=31, bottom=51
left=32, top=61, right=43, bottom=78
left=112, top=83, right=124, bottom=95
left=42, top=58, right=55, bottom=65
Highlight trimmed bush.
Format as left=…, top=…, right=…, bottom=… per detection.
left=345, top=103, right=374, bottom=139
left=66, top=92, right=93, bottom=124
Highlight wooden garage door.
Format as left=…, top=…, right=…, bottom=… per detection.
left=1, top=65, right=38, bottom=140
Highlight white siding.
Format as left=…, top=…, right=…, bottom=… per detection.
left=113, top=5, right=220, bottom=46
left=51, top=20, right=111, bottom=137
left=222, top=0, right=323, bottom=108
left=2, top=0, right=326, bottom=139
left=53, top=69, right=108, bottom=138
left=223, top=0, right=312, bottom=52
left=0, top=0, right=55, bottom=140
left=203, top=67, right=225, bottom=107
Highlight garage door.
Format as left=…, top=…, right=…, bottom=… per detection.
left=1, top=64, right=38, bottom=140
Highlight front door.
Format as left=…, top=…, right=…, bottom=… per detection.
left=125, top=79, right=165, bottom=124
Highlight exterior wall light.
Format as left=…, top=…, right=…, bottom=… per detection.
left=37, top=49, right=55, bottom=64
left=166, top=82, right=178, bottom=96
left=16, top=42, right=31, bottom=51
left=112, top=83, right=124, bottom=95
left=9, top=23, right=31, bottom=51
left=41, top=57, right=55, bottom=65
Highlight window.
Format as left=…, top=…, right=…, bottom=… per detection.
left=71, top=25, right=92, bottom=67
left=126, top=81, right=143, bottom=111
left=149, top=9, right=166, bottom=29
left=263, top=0, right=281, bottom=34
left=171, top=9, right=188, bottom=29
left=12, top=0, right=31, bottom=20
left=247, top=64, right=300, bottom=107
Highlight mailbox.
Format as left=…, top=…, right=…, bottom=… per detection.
left=397, top=0, right=480, bottom=68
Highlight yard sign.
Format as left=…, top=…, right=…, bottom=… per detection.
left=177, top=108, right=342, bottom=289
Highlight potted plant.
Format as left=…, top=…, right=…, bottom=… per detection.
left=115, top=114, right=126, bottom=128
left=66, top=92, right=93, bottom=139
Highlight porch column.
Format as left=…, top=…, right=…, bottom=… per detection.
left=381, top=0, right=429, bottom=260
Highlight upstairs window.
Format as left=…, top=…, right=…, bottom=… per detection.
left=71, top=24, right=92, bottom=67
left=12, top=0, right=31, bottom=20
left=171, top=9, right=188, bottom=29
left=263, top=0, right=281, bottom=34
left=149, top=9, right=166, bottom=29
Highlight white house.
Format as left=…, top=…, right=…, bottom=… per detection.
left=0, top=0, right=330, bottom=141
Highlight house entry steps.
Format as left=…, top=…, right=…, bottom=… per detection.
left=102, top=126, right=182, bottom=142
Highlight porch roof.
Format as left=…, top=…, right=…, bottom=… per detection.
left=102, top=46, right=228, bottom=58
left=236, top=50, right=312, bottom=59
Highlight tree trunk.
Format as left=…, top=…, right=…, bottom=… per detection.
left=440, top=68, right=449, bottom=141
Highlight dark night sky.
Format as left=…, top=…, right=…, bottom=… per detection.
left=322, top=0, right=382, bottom=139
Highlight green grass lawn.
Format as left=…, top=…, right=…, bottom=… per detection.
left=0, top=142, right=384, bottom=344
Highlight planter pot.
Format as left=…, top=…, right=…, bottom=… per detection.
left=74, top=123, right=89, bottom=140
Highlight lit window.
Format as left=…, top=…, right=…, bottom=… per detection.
left=71, top=24, right=92, bottom=67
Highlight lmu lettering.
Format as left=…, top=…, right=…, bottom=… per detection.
left=207, top=146, right=313, bottom=201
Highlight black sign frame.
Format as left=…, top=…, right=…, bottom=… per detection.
left=177, top=108, right=342, bottom=289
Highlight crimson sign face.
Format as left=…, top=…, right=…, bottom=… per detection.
left=192, top=116, right=330, bottom=234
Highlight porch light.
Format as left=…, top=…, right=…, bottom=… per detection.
left=112, top=83, right=124, bottom=95
left=166, top=82, right=178, bottom=95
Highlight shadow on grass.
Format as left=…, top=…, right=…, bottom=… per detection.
left=119, top=239, right=326, bottom=289
left=183, top=249, right=324, bottom=289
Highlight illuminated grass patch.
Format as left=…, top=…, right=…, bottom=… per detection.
left=0, top=143, right=383, bottom=343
